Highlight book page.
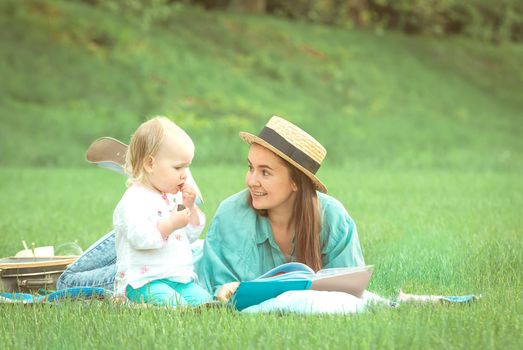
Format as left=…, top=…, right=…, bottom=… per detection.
left=256, top=262, right=315, bottom=280
left=254, top=270, right=314, bottom=282
left=316, top=265, right=373, bottom=278
left=311, top=266, right=373, bottom=298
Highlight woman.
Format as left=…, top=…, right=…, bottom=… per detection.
left=197, top=116, right=365, bottom=301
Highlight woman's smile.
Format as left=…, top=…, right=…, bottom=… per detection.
left=250, top=189, right=268, bottom=197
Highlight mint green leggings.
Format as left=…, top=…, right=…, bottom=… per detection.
left=126, top=279, right=212, bottom=307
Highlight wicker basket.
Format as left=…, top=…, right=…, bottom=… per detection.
left=0, top=256, right=77, bottom=292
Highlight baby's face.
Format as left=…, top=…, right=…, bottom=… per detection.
left=147, top=132, right=194, bottom=194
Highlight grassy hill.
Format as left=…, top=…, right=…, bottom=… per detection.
left=1, top=0, right=522, bottom=172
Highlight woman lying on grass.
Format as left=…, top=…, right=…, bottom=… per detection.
left=210, top=117, right=476, bottom=308
left=197, top=116, right=367, bottom=302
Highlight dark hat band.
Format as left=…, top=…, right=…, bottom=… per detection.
left=258, top=127, right=320, bottom=174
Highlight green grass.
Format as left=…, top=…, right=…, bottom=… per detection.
left=0, top=167, right=521, bottom=349
left=0, top=0, right=522, bottom=348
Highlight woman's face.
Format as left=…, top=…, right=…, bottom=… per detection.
left=246, top=143, right=297, bottom=212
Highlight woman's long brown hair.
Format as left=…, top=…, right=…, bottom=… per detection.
left=248, top=157, right=322, bottom=271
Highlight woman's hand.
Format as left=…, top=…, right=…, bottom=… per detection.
left=216, top=282, right=240, bottom=302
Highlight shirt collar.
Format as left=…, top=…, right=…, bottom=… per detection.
left=255, top=216, right=296, bottom=257
left=255, top=216, right=271, bottom=245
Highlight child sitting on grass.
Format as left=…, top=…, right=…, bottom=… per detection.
left=113, top=116, right=211, bottom=307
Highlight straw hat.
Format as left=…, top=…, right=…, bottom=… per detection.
left=239, top=116, right=328, bottom=193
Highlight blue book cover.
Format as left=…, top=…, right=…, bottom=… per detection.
left=231, top=263, right=315, bottom=310
left=231, top=279, right=312, bottom=311
left=230, top=262, right=374, bottom=311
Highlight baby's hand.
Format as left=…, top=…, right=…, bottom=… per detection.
left=180, top=184, right=198, bottom=209
left=168, top=208, right=191, bottom=230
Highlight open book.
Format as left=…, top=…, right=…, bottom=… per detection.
left=230, top=263, right=373, bottom=311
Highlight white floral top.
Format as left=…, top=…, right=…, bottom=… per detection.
left=113, top=184, right=205, bottom=296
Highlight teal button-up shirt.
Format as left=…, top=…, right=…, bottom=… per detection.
left=197, top=189, right=365, bottom=296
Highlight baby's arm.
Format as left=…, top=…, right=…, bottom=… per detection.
left=118, top=210, right=167, bottom=250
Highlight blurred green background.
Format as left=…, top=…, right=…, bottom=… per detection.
left=1, top=0, right=522, bottom=171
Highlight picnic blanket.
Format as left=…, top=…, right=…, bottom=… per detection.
left=1, top=287, right=478, bottom=313
left=0, top=288, right=389, bottom=313
left=1, top=287, right=110, bottom=304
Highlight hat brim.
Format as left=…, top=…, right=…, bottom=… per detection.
left=239, top=131, right=327, bottom=193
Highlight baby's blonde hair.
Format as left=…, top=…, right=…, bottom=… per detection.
left=124, top=116, right=192, bottom=187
